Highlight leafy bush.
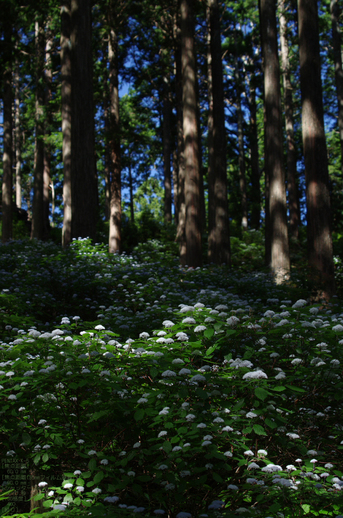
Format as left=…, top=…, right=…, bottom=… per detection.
left=0, top=240, right=343, bottom=518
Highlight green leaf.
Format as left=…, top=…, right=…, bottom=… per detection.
left=254, top=387, right=270, bottom=401
left=150, top=367, right=158, bottom=378
left=87, top=410, right=108, bottom=423
left=137, top=475, right=151, bottom=482
left=253, top=424, right=267, bottom=436
left=33, top=454, right=41, bottom=465
left=34, top=493, right=45, bottom=501
left=93, top=471, right=104, bottom=484
left=134, top=408, right=145, bottom=421
left=301, top=504, right=311, bottom=514
left=163, top=441, right=172, bottom=453
left=43, top=499, right=53, bottom=508
left=42, top=453, right=49, bottom=463
left=265, top=418, right=277, bottom=429
left=271, top=386, right=286, bottom=392
left=22, top=432, right=31, bottom=445
left=212, top=472, right=223, bottom=483
left=74, top=497, right=82, bottom=506
left=286, top=385, right=306, bottom=393
left=204, top=328, right=214, bottom=339
left=205, top=345, right=217, bottom=357
left=88, top=458, right=97, bottom=471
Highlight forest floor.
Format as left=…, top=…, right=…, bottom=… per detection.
left=0, top=237, right=342, bottom=518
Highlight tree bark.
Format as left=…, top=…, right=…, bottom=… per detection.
left=330, top=0, right=343, bottom=178
left=162, top=83, right=172, bottom=223
left=174, top=24, right=187, bottom=262
left=31, top=20, right=45, bottom=240
left=298, top=0, right=335, bottom=298
left=43, top=22, right=53, bottom=238
left=108, top=22, right=121, bottom=253
left=70, top=0, right=97, bottom=241
left=235, top=59, right=248, bottom=231
left=181, top=0, right=202, bottom=267
left=206, top=3, right=215, bottom=238
left=61, top=0, right=72, bottom=248
left=279, top=0, right=299, bottom=240
left=207, top=0, right=230, bottom=264
left=14, top=38, right=21, bottom=210
left=248, top=70, right=261, bottom=230
left=260, top=0, right=290, bottom=282
left=2, top=21, right=13, bottom=243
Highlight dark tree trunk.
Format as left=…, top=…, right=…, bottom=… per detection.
left=43, top=23, right=53, bottom=238
left=330, top=0, right=343, bottom=178
left=61, top=0, right=72, bottom=248
left=279, top=0, right=299, bottom=240
left=2, top=21, right=13, bottom=243
left=206, top=3, right=215, bottom=238
left=108, top=19, right=121, bottom=253
left=207, top=0, right=230, bottom=264
left=31, top=20, right=45, bottom=240
left=162, top=76, right=172, bottom=223
left=260, top=0, right=290, bottom=282
left=181, top=0, right=202, bottom=267
left=298, top=0, right=335, bottom=298
left=14, top=37, right=21, bottom=210
left=128, top=159, right=134, bottom=223
left=248, top=71, right=261, bottom=230
left=235, top=60, right=248, bottom=231
left=70, top=0, right=97, bottom=241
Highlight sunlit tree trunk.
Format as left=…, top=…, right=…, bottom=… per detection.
left=70, top=0, right=97, bottom=241
left=61, top=0, right=72, bottom=248
left=260, top=0, right=290, bottom=282
left=31, top=20, right=45, bottom=240
left=279, top=0, right=299, bottom=240
left=207, top=0, right=230, bottom=264
left=2, top=21, right=13, bottom=243
left=108, top=19, right=121, bottom=253
left=181, top=0, right=202, bottom=267
left=330, top=0, right=343, bottom=178
left=298, top=0, right=335, bottom=298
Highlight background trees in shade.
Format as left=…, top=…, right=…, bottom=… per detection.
left=1, top=0, right=342, bottom=296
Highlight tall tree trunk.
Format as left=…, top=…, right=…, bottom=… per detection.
left=206, top=3, right=215, bottom=238
left=14, top=38, right=21, bottom=210
left=128, top=158, right=134, bottom=223
left=108, top=22, right=121, bottom=253
left=207, top=0, right=230, bottom=264
left=235, top=60, right=248, bottom=231
left=2, top=21, right=13, bottom=243
left=43, top=22, right=53, bottom=238
left=162, top=84, right=172, bottom=223
left=330, top=0, right=343, bottom=178
left=248, top=70, right=261, bottom=230
left=181, top=0, right=202, bottom=267
left=172, top=149, right=179, bottom=225
left=279, top=0, right=299, bottom=240
left=260, top=0, right=290, bottom=282
left=174, top=26, right=187, bottom=262
left=298, top=0, right=335, bottom=298
left=31, top=20, right=45, bottom=240
left=61, top=0, right=72, bottom=248
left=70, top=0, right=97, bottom=241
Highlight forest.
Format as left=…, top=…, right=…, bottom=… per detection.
left=1, top=0, right=343, bottom=517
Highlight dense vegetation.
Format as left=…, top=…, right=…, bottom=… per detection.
left=0, top=236, right=343, bottom=518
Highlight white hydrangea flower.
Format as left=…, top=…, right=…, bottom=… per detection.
left=243, top=370, right=268, bottom=380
